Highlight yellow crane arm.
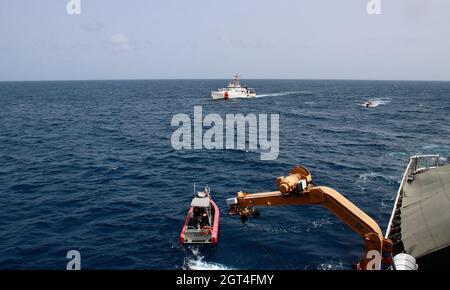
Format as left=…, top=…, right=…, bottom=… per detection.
left=227, top=166, right=393, bottom=270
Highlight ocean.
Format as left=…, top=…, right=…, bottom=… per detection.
left=0, top=79, right=449, bottom=269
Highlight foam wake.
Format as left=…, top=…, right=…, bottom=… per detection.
left=183, top=247, right=234, bottom=270
left=357, top=172, right=395, bottom=185
left=317, top=261, right=345, bottom=270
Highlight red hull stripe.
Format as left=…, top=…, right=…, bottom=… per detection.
left=210, top=198, right=220, bottom=245
left=179, top=207, right=193, bottom=244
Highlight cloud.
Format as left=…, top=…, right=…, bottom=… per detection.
left=110, top=33, right=132, bottom=51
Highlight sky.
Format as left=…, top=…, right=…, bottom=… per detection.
left=0, top=0, right=449, bottom=81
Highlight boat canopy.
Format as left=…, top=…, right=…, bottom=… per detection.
left=191, top=196, right=210, bottom=208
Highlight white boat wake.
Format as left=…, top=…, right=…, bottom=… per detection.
left=317, top=261, right=345, bottom=270
left=183, top=247, right=234, bottom=270
left=256, top=91, right=304, bottom=98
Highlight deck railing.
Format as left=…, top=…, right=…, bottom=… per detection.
left=411, top=154, right=440, bottom=173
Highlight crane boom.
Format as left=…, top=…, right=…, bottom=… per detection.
left=227, top=166, right=393, bottom=270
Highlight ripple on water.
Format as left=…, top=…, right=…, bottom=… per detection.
left=0, top=80, right=449, bottom=269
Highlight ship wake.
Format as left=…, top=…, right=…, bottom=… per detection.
left=256, top=91, right=307, bottom=98
left=182, top=247, right=234, bottom=270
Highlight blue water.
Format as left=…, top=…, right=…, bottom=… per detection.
left=0, top=80, right=449, bottom=269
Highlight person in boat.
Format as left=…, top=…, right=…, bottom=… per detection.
left=193, top=207, right=209, bottom=229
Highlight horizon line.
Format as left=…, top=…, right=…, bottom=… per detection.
left=1, top=77, right=450, bottom=83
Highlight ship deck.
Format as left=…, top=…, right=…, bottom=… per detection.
left=388, top=160, right=450, bottom=269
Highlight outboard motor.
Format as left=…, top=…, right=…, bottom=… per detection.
left=393, top=253, right=418, bottom=270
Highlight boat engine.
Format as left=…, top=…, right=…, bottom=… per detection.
left=393, top=253, right=418, bottom=270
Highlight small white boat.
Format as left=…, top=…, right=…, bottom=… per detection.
left=364, top=100, right=376, bottom=108
left=211, top=75, right=256, bottom=100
